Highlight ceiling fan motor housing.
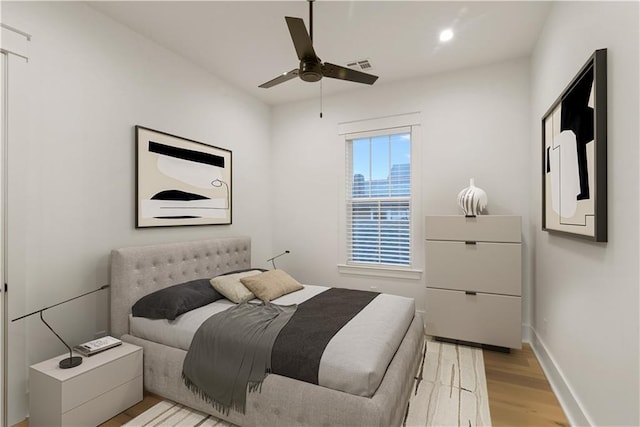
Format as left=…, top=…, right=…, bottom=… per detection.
left=300, top=60, right=323, bottom=82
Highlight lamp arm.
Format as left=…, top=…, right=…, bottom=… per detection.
left=12, top=284, right=110, bottom=322
left=10, top=284, right=110, bottom=369
left=266, top=250, right=290, bottom=269
left=39, top=310, right=74, bottom=363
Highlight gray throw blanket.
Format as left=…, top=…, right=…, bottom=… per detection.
left=182, top=301, right=297, bottom=415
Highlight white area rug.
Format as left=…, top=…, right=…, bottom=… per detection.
left=404, top=338, right=491, bottom=426
left=125, top=338, right=490, bottom=427
left=123, top=400, right=232, bottom=427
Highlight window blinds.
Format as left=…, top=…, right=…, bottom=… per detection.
left=345, top=130, right=411, bottom=266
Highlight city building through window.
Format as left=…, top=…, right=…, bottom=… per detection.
left=345, top=130, right=411, bottom=266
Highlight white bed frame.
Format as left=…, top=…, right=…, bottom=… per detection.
left=110, top=236, right=424, bottom=426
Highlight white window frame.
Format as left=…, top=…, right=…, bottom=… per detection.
left=337, top=113, right=422, bottom=280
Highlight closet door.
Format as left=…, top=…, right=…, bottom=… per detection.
left=1, top=21, right=31, bottom=425
left=0, top=50, right=5, bottom=427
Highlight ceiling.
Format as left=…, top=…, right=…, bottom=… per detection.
left=89, top=1, right=552, bottom=106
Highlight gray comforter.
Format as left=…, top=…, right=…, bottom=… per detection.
left=182, top=288, right=381, bottom=415
left=131, top=285, right=416, bottom=398
left=182, top=301, right=297, bottom=415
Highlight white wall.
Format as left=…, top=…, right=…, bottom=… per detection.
left=7, top=1, right=637, bottom=426
left=271, top=58, right=531, bottom=316
left=530, top=2, right=639, bottom=426
left=3, top=2, right=272, bottom=424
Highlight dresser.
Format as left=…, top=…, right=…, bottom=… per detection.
left=29, top=342, right=143, bottom=426
left=424, top=215, right=522, bottom=349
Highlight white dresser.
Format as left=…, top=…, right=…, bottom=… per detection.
left=29, top=342, right=143, bottom=426
left=424, top=215, right=522, bottom=349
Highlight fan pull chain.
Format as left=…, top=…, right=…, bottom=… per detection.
left=320, top=80, right=323, bottom=118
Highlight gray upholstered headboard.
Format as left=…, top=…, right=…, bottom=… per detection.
left=110, top=236, right=251, bottom=338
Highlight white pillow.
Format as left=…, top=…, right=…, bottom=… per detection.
left=210, top=270, right=262, bottom=303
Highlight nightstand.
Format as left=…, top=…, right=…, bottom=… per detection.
left=29, top=342, right=143, bottom=427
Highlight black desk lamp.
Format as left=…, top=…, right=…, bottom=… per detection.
left=12, top=284, right=110, bottom=369
left=266, top=250, right=290, bottom=269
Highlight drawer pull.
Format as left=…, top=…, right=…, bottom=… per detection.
left=465, top=241, right=477, bottom=245
left=465, top=291, right=477, bottom=295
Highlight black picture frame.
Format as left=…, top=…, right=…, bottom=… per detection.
left=541, top=49, right=607, bottom=242
left=135, top=126, right=232, bottom=228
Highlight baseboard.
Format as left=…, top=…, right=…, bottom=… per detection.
left=525, top=325, right=594, bottom=427
left=522, top=323, right=531, bottom=343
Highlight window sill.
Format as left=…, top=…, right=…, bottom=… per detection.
left=337, top=263, right=423, bottom=280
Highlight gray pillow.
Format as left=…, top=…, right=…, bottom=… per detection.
left=132, top=278, right=223, bottom=321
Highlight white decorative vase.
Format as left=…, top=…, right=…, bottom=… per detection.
left=457, top=178, right=488, bottom=216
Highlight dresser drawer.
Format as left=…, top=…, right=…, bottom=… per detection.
left=425, top=288, right=522, bottom=349
left=425, top=240, right=521, bottom=296
left=425, top=215, right=521, bottom=243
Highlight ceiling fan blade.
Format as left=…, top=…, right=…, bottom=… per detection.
left=258, top=69, right=299, bottom=88
left=322, top=62, right=378, bottom=85
left=285, top=16, right=317, bottom=61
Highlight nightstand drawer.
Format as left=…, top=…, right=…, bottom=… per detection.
left=62, top=375, right=142, bottom=426
left=62, top=347, right=142, bottom=411
left=425, top=240, right=521, bottom=296
left=425, top=288, right=521, bottom=349
left=425, top=215, right=521, bottom=242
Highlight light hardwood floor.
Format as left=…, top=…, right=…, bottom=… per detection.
left=14, top=343, right=569, bottom=427
left=483, top=344, right=569, bottom=426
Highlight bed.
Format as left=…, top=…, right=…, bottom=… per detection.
left=110, top=236, right=424, bottom=426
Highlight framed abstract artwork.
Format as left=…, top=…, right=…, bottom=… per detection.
left=136, top=126, right=232, bottom=228
left=542, top=49, right=607, bottom=242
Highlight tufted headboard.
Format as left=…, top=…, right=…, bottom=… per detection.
left=110, top=236, right=251, bottom=338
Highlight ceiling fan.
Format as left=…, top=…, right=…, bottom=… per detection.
left=259, top=0, right=379, bottom=89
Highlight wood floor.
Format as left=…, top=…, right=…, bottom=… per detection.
left=98, top=393, right=163, bottom=427
left=483, top=344, right=569, bottom=426
left=14, top=343, right=569, bottom=427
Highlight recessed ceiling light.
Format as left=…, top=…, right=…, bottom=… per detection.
left=439, top=29, right=454, bottom=42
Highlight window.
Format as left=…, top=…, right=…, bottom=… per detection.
left=345, top=129, right=412, bottom=267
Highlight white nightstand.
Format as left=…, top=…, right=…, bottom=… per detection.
left=29, top=342, right=143, bottom=427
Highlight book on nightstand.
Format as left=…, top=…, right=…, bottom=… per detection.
left=73, top=335, right=122, bottom=357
